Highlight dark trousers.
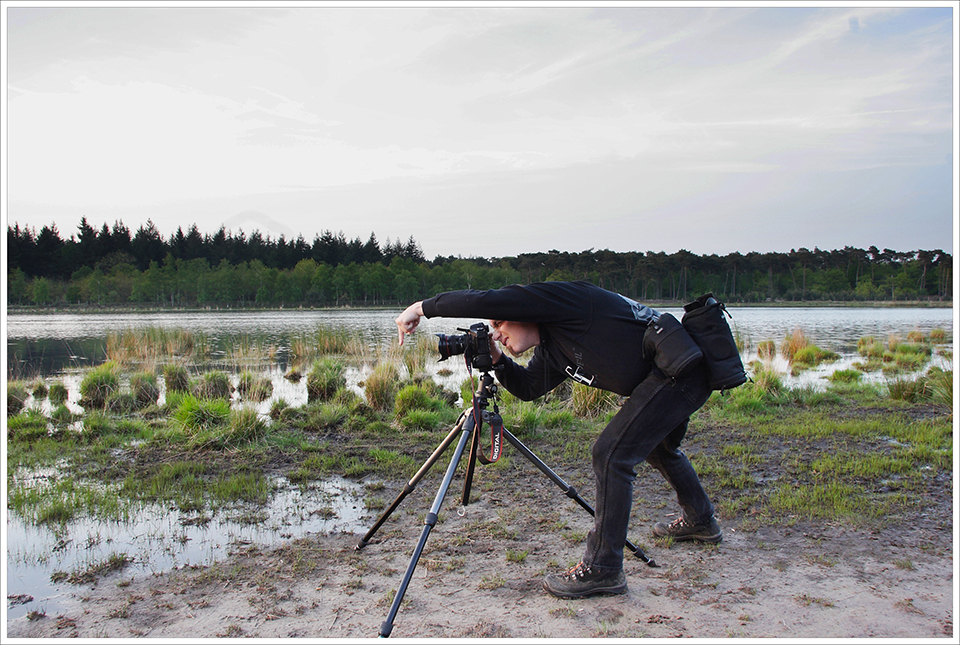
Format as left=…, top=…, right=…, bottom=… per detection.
left=583, top=365, right=714, bottom=572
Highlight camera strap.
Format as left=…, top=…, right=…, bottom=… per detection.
left=476, top=409, right=503, bottom=465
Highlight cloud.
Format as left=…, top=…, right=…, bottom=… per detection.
left=5, top=5, right=954, bottom=257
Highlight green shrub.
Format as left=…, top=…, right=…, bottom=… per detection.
left=163, top=364, right=190, bottom=393
left=750, top=364, right=782, bottom=395
left=130, top=371, right=160, bottom=408
left=757, top=340, right=776, bottom=360
left=364, top=362, right=399, bottom=412
left=79, top=362, right=121, bottom=409
left=48, top=381, right=69, bottom=405
left=193, top=371, right=233, bottom=400
left=31, top=381, right=48, bottom=399
left=7, top=382, right=29, bottom=416
left=171, top=395, right=230, bottom=433
left=237, top=371, right=273, bottom=402
left=107, top=392, right=138, bottom=415
left=829, top=369, right=862, bottom=384
left=307, top=359, right=346, bottom=402
left=7, top=408, right=48, bottom=442
left=394, top=383, right=448, bottom=418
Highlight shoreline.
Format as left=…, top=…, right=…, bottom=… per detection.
left=5, top=299, right=955, bottom=316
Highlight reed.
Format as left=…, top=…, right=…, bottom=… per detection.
left=363, top=362, right=400, bottom=413
left=163, top=364, right=190, bottom=394
left=568, top=382, right=619, bottom=418
left=780, top=328, right=804, bottom=360
left=130, top=371, right=160, bottom=408
left=105, top=326, right=206, bottom=366
left=48, top=381, right=69, bottom=405
left=757, top=340, right=776, bottom=361
left=79, top=361, right=121, bottom=409
left=307, top=358, right=346, bottom=402
left=7, top=382, right=28, bottom=416
left=237, top=371, right=273, bottom=402
left=193, top=371, right=233, bottom=400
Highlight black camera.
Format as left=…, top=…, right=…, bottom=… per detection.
left=436, top=322, right=494, bottom=371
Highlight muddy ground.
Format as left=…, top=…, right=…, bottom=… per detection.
left=7, top=458, right=954, bottom=640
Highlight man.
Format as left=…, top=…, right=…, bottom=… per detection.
left=395, top=280, right=721, bottom=599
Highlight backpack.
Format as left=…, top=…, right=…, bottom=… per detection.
left=681, top=293, right=747, bottom=391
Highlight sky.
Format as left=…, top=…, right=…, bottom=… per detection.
left=3, top=1, right=957, bottom=260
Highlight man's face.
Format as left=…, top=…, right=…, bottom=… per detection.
left=489, top=320, right=540, bottom=357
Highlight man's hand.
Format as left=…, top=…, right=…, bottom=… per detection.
left=488, top=334, right=503, bottom=364
left=396, top=301, right=424, bottom=346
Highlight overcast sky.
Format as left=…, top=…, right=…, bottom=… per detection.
left=3, top=2, right=956, bottom=260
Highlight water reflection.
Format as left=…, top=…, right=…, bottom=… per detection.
left=6, top=474, right=372, bottom=622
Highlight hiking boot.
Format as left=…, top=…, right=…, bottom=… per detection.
left=542, top=562, right=627, bottom=599
left=653, top=516, right=723, bottom=543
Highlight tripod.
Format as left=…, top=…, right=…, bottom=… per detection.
left=356, top=369, right=657, bottom=638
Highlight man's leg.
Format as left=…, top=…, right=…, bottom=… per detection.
left=646, top=420, right=722, bottom=543
left=543, top=368, right=710, bottom=598
left=646, top=419, right=717, bottom=524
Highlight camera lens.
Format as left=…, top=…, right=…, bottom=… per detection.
left=436, top=333, right=469, bottom=362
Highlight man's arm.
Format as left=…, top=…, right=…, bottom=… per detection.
left=494, top=349, right=567, bottom=402
left=395, top=301, right=424, bottom=346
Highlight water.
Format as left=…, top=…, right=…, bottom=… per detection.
left=4, top=305, right=954, bottom=624
left=6, top=473, right=372, bottom=622
left=6, top=306, right=954, bottom=378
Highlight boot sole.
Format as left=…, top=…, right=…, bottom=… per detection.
left=542, top=581, right=628, bottom=599
left=671, top=532, right=723, bottom=543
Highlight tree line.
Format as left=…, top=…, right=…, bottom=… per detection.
left=6, top=218, right=953, bottom=307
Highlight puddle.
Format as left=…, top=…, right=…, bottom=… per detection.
left=5, top=475, right=373, bottom=622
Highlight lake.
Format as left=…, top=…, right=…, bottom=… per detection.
left=6, top=305, right=954, bottom=383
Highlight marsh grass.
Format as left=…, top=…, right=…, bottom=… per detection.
left=237, top=371, right=273, bottom=402
left=193, top=370, right=233, bottom=400
left=6, top=320, right=952, bottom=577
left=780, top=328, right=839, bottom=373
left=163, top=363, right=190, bottom=393
left=53, top=552, right=133, bottom=586
left=291, top=325, right=367, bottom=364
left=8, top=475, right=132, bottom=526
left=106, top=327, right=206, bottom=366
left=363, top=362, right=400, bottom=412
left=568, top=382, right=621, bottom=418
left=8, top=381, right=29, bottom=416
left=307, top=358, right=347, bottom=402
left=130, top=371, right=161, bottom=408
left=48, top=381, right=70, bottom=405
left=79, top=361, right=121, bottom=409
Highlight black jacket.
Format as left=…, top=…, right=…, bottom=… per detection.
left=421, top=281, right=658, bottom=399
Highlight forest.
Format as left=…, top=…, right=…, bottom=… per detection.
left=6, top=217, right=953, bottom=308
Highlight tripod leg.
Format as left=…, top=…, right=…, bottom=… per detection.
left=380, top=412, right=476, bottom=637
left=461, top=409, right=480, bottom=505
left=501, top=428, right=657, bottom=567
left=356, top=411, right=467, bottom=551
